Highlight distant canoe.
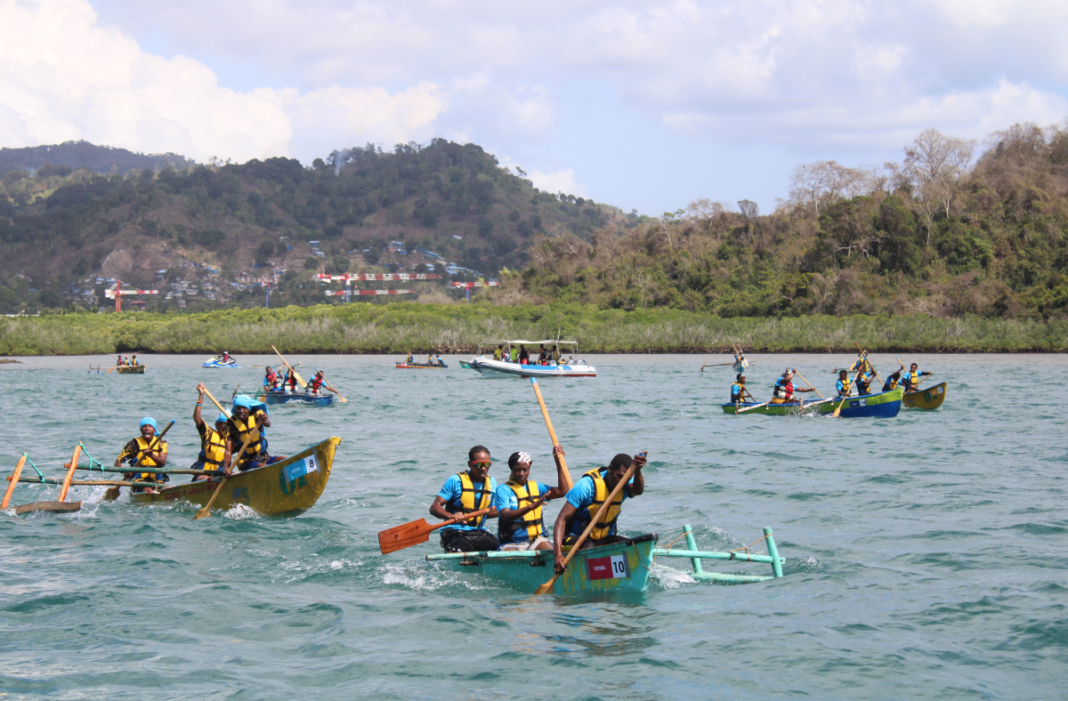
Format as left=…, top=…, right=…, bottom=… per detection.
left=114, top=365, right=145, bottom=374
left=396, top=362, right=448, bottom=369
left=259, top=392, right=334, bottom=407
left=426, top=534, right=657, bottom=594
left=203, top=357, right=239, bottom=368
left=903, top=382, right=947, bottom=410
left=130, top=437, right=340, bottom=516
left=724, top=388, right=904, bottom=418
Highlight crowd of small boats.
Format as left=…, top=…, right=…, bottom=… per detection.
left=7, top=341, right=952, bottom=597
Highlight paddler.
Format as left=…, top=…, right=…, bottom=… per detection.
left=900, top=362, right=933, bottom=392
left=856, top=367, right=876, bottom=396
left=733, top=348, right=748, bottom=371
left=406, top=350, right=415, bottom=364
left=306, top=370, right=325, bottom=395
left=116, top=354, right=123, bottom=366
left=731, top=373, right=752, bottom=405
left=192, top=383, right=230, bottom=481
left=551, top=452, right=647, bottom=574
left=263, top=365, right=280, bottom=392
left=429, top=445, right=500, bottom=552
left=882, top=360, right=906, bottom=392
left=835, top=370, right=853, bottom=397
left=771, top=368, right=817, bottom=404
left=495, top=447, right=569, bottom=551
left=114, top=417, right=169, bottom=494
left=226, top=396, right=285, bottom=470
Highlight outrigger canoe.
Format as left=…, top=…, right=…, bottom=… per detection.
left=395, top=362, right=448, bottom=369
left=903, top=381, right=947, bottom=410
left=258, top=391, right=334, bottom=407
left=426, top=526, right=786, bottom=594
left=723, top=387, right=904, bottom=418
left=115, top=365, right=145, bottom=374
left=131, top=437, right=340, bottom=516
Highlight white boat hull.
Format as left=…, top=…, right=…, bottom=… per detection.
left=468, top=356, right=596, bottom=378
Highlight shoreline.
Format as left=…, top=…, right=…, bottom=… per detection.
left=1, top=303, right=1065, bottom=355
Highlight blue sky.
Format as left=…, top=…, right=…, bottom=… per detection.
left=4, top=0, right=1067, bottom=215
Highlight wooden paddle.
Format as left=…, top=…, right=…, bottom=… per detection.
left=535, top=458, right=641, bottom=595
left=230, top=383, right=242, bottom=403
left=833, top=364, right=867, bottom=418
left=194, top=420, right=260, bottom=520
left=271, top=345, right=306, bottom=389
left=530, top=378, right=573, bottom=490
left=105, top=420, right=175, bottom=501
left=1, top=455, right=27, bottom=509
left=316, top=368, right=348, bottom=403
left=377, top=508, right=491, bottom=554
left=793, top=371, right=823, bottom=399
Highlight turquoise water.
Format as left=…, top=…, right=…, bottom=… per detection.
left=1, top=354, right=1065, bottom=700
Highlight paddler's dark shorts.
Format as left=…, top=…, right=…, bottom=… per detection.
left=440, top=528, right=499, bottom=553
left=563, top=534, right=628, bottom=549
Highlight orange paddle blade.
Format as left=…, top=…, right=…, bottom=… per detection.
left=378, top=518, right=436, bottom=554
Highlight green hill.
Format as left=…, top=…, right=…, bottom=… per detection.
left=0, top=139, right=621, bottom=312
left=0, top=140, right=194, bottom=177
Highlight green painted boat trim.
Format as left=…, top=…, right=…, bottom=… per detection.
left=427, top=534, right=658, bottom=594
left=651, top=525, right=785, bottom=585
left=723, top=388, right=903, bottom=418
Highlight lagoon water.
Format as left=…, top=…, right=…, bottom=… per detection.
left=0, top=353, right=1065, bottom=700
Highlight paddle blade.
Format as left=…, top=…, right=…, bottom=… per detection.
left=104, top=486, right=121, bottom=501
left=194, top=506, right=211, bottom=520
left=378, top=519, right=434, bottom=554
left=534, top=575, right=558, bottom=595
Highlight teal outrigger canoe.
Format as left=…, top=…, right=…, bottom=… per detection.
left=426, top=527, right=785, bottom=593
left=723, top=387, right=904, bottom=418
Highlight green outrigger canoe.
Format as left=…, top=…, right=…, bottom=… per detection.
left=723, top=387, right=904, bottom=418
left=426, top=526, right=785, bottom=593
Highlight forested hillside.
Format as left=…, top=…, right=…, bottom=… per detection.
left=0, top=141, right=194, bottom=177
left=494, top=122, right=1068, bottom=320
left=0, top=139, right=620, bottom=311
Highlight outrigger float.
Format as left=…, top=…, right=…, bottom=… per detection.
left=903, top=381, right=947, bottom=410
left=724, top=387, right=904, bottom=418
left=427, top=526, right=784, bottom=594
left=3, top=438, right=341, bottom=517
left=463, top=339, right=596, bottom=379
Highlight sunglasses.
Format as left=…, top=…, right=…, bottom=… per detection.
left=469, top=461, right=492, bottom=469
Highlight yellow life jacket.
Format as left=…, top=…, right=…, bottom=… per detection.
left=448, top=472, right=493, bottom=529
left=500, top=480, right=543, bottom=543
left=568, top=469, right=623, bottom=541
left=886, top=376, right=899, bottom=390
left=839, top=377, right=852, bottom=395
left=905, top=371, right=920, bottom=389
left=200, top=428, right=227, bottom=471
left=130, top=436, right=167, bottom=481
left=229, top=414, right=264, bottom=458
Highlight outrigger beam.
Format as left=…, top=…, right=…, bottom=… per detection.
left=651, top=526, right=785, bottom=583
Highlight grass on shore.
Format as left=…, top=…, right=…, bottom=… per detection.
left=1, top=303, right=1065, bottom=356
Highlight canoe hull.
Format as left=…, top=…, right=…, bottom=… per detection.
left=903, top=382, right=947, bottom=410
left=427, top=534, right=657, bottom=594
left=115, top=366, right=145, bottom=374
left=466, top=356, right=597, bottom=378
left=130, top=437, right=340, bottom=516
left=395, top=363, right=448, bottom=369
left=261, top=392, right=334, bottom=406
left=723, top=388, right=903, bottom=418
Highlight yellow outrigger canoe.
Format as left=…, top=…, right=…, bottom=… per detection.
left=131, top=437, right=340, bottom=516
left=902, top=382, right=947, bottom=410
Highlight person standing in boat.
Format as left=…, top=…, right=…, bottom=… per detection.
left=429, top=445, right=500, bottom=552
left=731, top=374, right=752, bottom=405
left=493, top=345, right=504, bottom=361
left=192, top=383, right=230, bottom=481
left=496, top=447, right=569, bottom=551
left=900, top=363, right=933, bottom=392
left=519, top=345, right=529, bottom=365
left=551, top=452, right=647, bottom=574
left=771, top=369, right=816, bottom=404
left=226, top=396, right=284, bottom=471
left=552, top=345, right=561, bottom=364
left=114, top=417, right=169, bottom=494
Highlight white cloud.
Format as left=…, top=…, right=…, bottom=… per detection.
left=526, top=168, right=588, bottom=199
left=0, top=0, right=448, bottom=163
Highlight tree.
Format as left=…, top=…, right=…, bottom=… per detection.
left=789, top=161, right=873, bottom=216
left=903, top=129, right=976, bottom=244
left=737, top=200, right=759, bottom=219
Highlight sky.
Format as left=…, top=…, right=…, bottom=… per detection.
left=2, top=0, right=1067, bottom=215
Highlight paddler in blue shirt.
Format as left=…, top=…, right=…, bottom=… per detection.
left=836, top=370, right=853, bottom=397
left=551, top=452, right=647, bottom=574
left=429, top=445, right=499, bottom=552
left=731, top=373, right=752, bottom=405
left=900, top=362, right=932, bottom=392
left=882, top=359, right=906, bottom=392
left=495, top=447, right=569, bottom=551
left=192, top=383, right=231, bottom=481
left=226, top=396, right=285, bottom=471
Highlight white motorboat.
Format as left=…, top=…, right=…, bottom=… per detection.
left=462, top=339, right=597, bottom=378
